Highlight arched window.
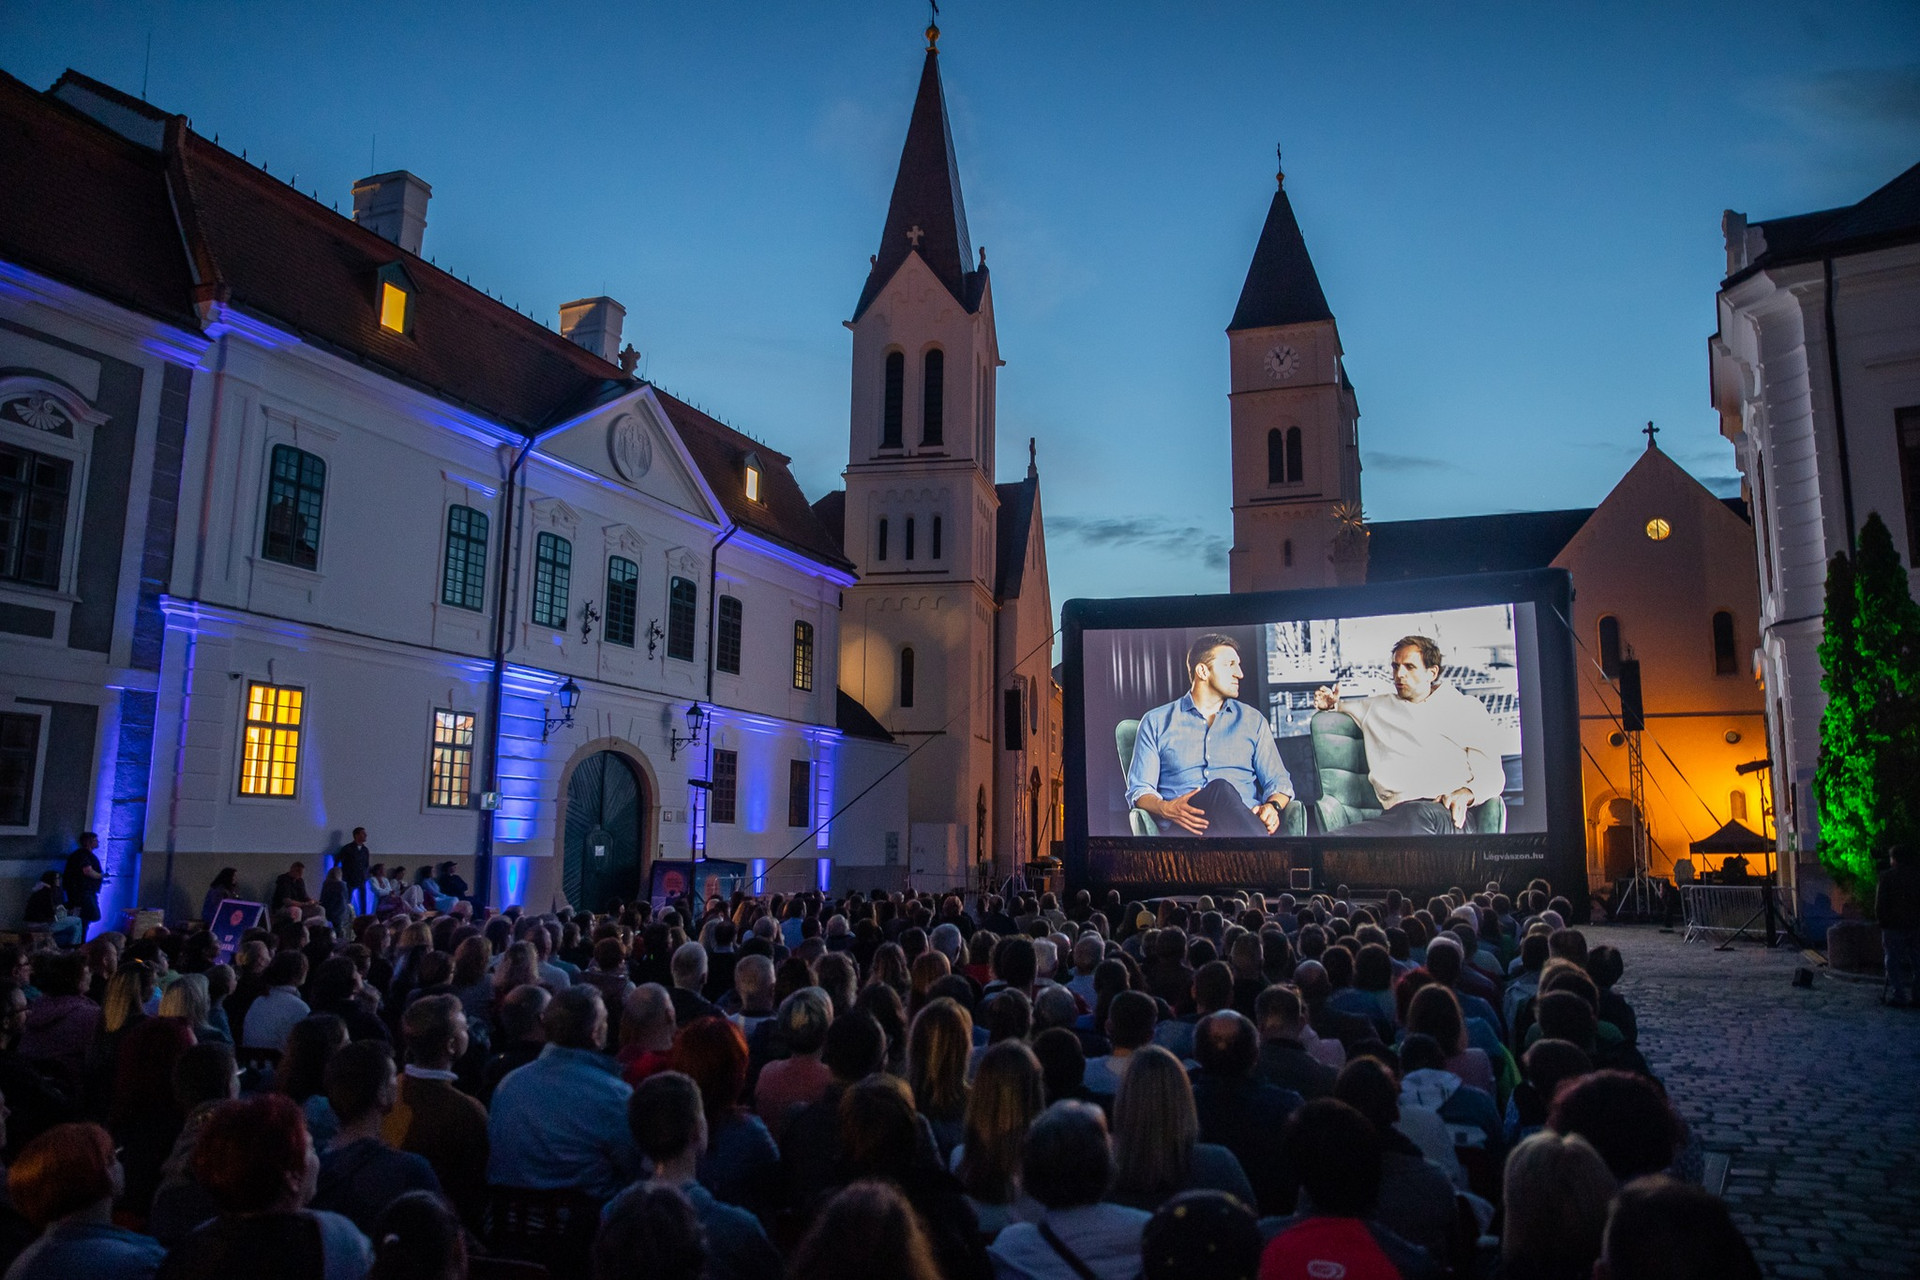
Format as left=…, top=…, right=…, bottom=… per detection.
left=881, top=351, right=904, bottom=449
left=1267, top=429, right=1286, bottom=485
left=877, top=517, right=889, bottom=562
left=1598, top=615, right=1622, bottom=680
left=905, top=516, right=917, bottom=561
left=1711, top=610, right=1737, bottom=676
left=1285, top=427, right=1303, bottom=483
left=922, top=349, right=944, bottom=446
left=932, top=515, right=943, bottom=559
left=899, top=646, right=916, bottom=709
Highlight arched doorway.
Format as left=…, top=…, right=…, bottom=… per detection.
left=564, top=751, right=646, bottom=913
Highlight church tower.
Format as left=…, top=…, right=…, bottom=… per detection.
left=835, top=23, right=1005, bottom=881
left=1227, top=159, right=1364, bottom=592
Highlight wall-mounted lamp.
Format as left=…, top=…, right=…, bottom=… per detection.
left=646, top=619, right=665, bottom=657
left=670, top=701, right=706, bottom=761
left=541, top=677, right=582, bottom=742
left=580, top=600, right=600, bottom=643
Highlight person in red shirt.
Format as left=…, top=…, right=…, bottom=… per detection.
left=1259, top=1099, right=1438, bottom=1280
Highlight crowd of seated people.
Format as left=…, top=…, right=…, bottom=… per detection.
left=0, top=874, right=1763, bottom=1280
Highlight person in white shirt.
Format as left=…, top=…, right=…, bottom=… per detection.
left=1314, top=634, right=1504, bottom=835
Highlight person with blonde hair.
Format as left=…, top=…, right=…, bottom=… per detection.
left=906, top=998, right=972, bottom=1157
left=1500, top=1130, right=1617, bottom=1280
left=954, top=1039, right=1045, bottom=1232
left=158, top=972, right=227, bottom=1045
left=1108, top=1045, right=1254, bottom=1211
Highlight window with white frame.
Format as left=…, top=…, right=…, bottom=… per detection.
left=0, top=712, right=42, bottom=827
left=428, top=709, right=475, bottom=808
left=239, top=681, right=304, bottom=797
left=532, top=532, right=571, bottom=629
left=262, top=444, right=325, bottom=570
left=0, top=443, right=71, bottom=589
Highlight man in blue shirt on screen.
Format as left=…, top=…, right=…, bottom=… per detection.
left=1126, top=633, right=1294, bottom=836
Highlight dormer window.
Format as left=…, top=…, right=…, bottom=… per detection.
left=743, top=452, right=763, bottom=503
left=375, top=263, right=415, bottom=335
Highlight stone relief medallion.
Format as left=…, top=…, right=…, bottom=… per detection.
left=609, top=414, right=653, bottom=482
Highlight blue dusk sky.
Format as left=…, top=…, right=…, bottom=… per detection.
left=5, top=2, right=1917, bottom=609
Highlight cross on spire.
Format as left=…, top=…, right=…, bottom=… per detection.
left=1643, top=420, right=1660, bottom=450
left=1276, top=142, right=1285, bottom=188
left=906, top=224, right=924, bottom=247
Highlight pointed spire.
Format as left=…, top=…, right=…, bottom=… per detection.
left=853, top=35, right=978, bottom=321
left=1027, top=437, right=1037, bottom=479
left=1228, top=157, right=1332, bottom=332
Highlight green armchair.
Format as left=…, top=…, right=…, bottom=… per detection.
left=1115, top=718, right=1306, bottom=836
left=1309, top=710, right=1507, bottom=834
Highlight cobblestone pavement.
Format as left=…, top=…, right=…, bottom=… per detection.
left=1596, top=922, right=1920, bottom=1280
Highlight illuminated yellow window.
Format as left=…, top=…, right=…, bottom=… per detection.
left=1645, top=517, right=1671, bottom=541
left=744, top=452, right=763, bottom=503
left=428, top=709, right=475, bottom=808
left=239, top=681, right=304, bottom=797
left=379, top=281, right=410, bottom=333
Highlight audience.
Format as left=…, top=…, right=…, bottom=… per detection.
left=0, top=871, right=1768, bottom=1280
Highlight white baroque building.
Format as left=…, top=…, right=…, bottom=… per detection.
left=0, top=68, right=907, bottom=922
left=1711, top=158, right=1920, bottom=917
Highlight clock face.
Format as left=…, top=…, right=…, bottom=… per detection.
left=1264, top=345, right=1300, bottom=381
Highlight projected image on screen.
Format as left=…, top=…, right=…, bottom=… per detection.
left=1083, top=601, right=1546, bottom=840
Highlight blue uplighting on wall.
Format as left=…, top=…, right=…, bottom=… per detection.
left=816, top=857, right=832, bottom=893
left=751, top=858, right=767, bottom=894
left=493, top=664, right=567, bottom=845
left=497, top=855, right=529, bottom=908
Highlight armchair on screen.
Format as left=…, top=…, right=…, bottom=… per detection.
left=1114, top=718, right=1306, bottom=837
left=1309, top=711, right=1507, bottom=834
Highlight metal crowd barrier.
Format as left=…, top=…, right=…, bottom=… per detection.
left=1681, top=884, right=1772, bottom=945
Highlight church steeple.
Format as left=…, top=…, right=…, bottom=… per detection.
left=1228, top=162, right=1333, bottom=332
left=853, top=43, right=982, bottom=322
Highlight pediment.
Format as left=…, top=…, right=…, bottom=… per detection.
left=538, top=395, right=715, bottom=522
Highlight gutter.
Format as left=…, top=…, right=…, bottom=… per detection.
left=1822, top=258, right=1857, bottom=556
left=476, top=436, right=537, bottom=911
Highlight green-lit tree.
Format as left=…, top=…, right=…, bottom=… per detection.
left=1815, top=512, right=1920, bottom=893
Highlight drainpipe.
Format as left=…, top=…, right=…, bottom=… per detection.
left=477, top=436, right=536, bottom=912
left=1822, top=258, right=1856, bottom=556
left=696, top=523, right=740, bottom=864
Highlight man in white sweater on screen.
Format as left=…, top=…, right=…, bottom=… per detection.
left=1313, top=634, right=1504, bottom=835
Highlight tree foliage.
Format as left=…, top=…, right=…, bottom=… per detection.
left=1815, top=512, right=1920, bottom=893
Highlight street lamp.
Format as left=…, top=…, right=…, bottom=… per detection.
left=541, top=677, right=581, bottom=741
left=670, top=701, right=706, bottom=760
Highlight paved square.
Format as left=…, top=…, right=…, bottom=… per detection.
left=1598, top=923, right=1920, bottom=1280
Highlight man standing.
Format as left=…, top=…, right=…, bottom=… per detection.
left=1313, top=634, right=1505, bottom=835
left=1126, top=634, right=1294, bottom=837
left=334, top=829, right=372, bottom=914
left=62, top=833, right=104, bottom=938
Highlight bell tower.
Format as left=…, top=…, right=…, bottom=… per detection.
left=1227, top=155, right=1364, bottom=592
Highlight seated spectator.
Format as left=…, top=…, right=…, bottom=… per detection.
left=275, top=1014, right=349, bottom=1149
left=1504, top=930, right=1552, bottom=1030
left=610, top=1071, right=779, bottom=1280
left=754, top=987, right=834, bottom=1137
left=0, top=980, right=76, bottom=1162
left=671, top=1016, right=778, bottom=1217
left=307, top=957, right=390, bottom=1044
left=1030, top=1027, right=1091, bottom=1107
left=385, top=994, right=488, bottom=1233
left=906, top=998, right=972, bottom=1159
left=988, top=1101, right=1148, bottom=1280
left=108, top=1016, right=196, bottom=1218
left=1505, top=1038, right=1592, bottom=1145
left=1253, top=985, right=1337, bottom=1101
left=854, top=982, right=909, bottom=1076
left=1399, top=1033, right=1503, bottom=1156
left=953, top=1039, right=1046, bottom=1233
left=5, top=1122, right=166, bottom=1279
left=1327, top=944, right=1397, bottom=1042
left=157, top=1093, right=372, bottom=1280
left=238, top=952, right=309, bottom=1054
left=1592, top=1175, right=1761, bottom=1280
left=146, top=1043, right=238, bottom=1246
left=591, top=1181, right=706, bottom=1280
left=157, top=973, right=227, bottom=1047
left=1257, top=1098, right=1436, bottom=1279
left=615, top=984, right=677, bottom=1086
left=479, top=984, right=550, bottom=1103
left=1500, top=1130, right=1615, bottom=1280
left=669, top=942, right=718, bottom=1026
left=1108, top=1045, right=1255, bottom=1212
left=1547, top=1070, right=1684, bottom=1182
left=726, top=955, right=777, bottom=1038
left=1152, top=961, right=1234, bottom=1060
left=1331, top=1057, right=1456, bottom=1263
left=1422, top=937, right=1503, bottom=1039
left=578, top=938, right=635, bottom=1011
left=1405, top=984, right=1497, bottom=1095
left=1083, top=989, right=1156, bottom=1097
left=1583, top=945, right=1638, bottom=1046
left=1189, top=1011, right=1301, bottom=1215
left=366, top=1190, right=464, bottom=1280
left=1291, top=960, right=1369, bottom=1056
left=1143, top=1189, right=1263, bottom=1280
left=19, top=954, right=99, bottom=1082
left=789, top=1180, right=943, bottom=1280
left=833, top=1075, right=990, bottom=1280
left=311, top=1041, right=440, bottom=1233
left=487, top=986, right=641, bottom=1202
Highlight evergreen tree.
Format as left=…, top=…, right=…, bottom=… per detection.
left=1815, top=512, right=1920, bottom=892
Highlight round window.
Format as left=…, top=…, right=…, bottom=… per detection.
left=1645, top=517, right=1671, bottom=541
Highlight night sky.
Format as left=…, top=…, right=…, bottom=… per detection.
left=7, top=1, right=1916, bottom=607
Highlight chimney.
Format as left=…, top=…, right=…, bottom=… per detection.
left=559, top=297, right=626, bottom=365
left=351, top=170, right=432, bottom=255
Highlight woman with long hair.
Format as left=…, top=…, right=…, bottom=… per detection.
left=789, top=1180, right=944, bottom=1280
left=954, top=1039, right=1045, bottom=1233
left=1500, top=1130, right=1617, bottom=1280
left=670, top=1015, right=779, bottom=1218
left=159, top=972, right=227, bottom=1045
left=490, top=942, right=541, bottom=1008
left=110, top=1016, right=197, bottom=1216
left=865, top=943, right=911, bottom=1002
left=907, top=950, right=952, bottom=1020
left=274, top=1013, right=348, bottom=1149
left=448, top=935, right=493, bottom=1024
left=906, top=998, right=972, bottom=1158
left=1405, top=984, right=1496, bottom=1094
left=855, top=981, right=909, bottom=1078
left=1107, top=1046, right=1255, bottom=1212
